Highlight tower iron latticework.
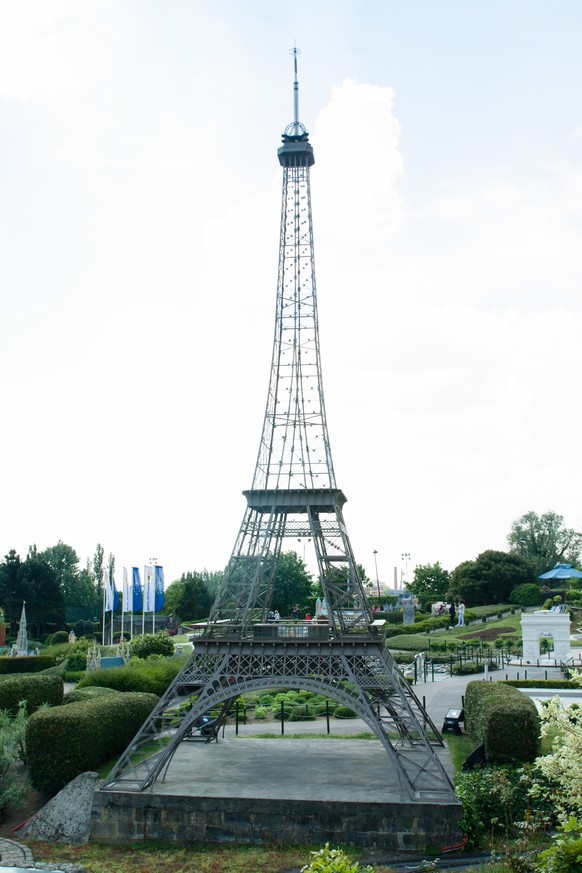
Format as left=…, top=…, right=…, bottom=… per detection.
left=102, top=52, right=455, bottom=802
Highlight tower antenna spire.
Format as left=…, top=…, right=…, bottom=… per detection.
left=292, top=43, right=300, bottom=128
left=283, top=44, right=307, bottom=139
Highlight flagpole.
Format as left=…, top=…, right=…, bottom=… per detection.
left=121, top=568, right=125, bottom=644
left=142, top=565, right=145, bottom=636
left=151, top=558, right=156, bottom=635
left=102, top=572, right=106, bottom=645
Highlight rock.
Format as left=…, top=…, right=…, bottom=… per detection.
left=15, top=772, right=98, bottom=844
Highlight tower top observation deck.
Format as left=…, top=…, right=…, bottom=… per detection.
left=278, top=46, right=314, bottom=167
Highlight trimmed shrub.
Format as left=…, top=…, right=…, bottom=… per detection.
left=64, top=671, right=86, bottom=683
left=65, top=652, right=87, bottom=672
left=509, top=583, right=543, bottom=608
left=129, top=633, right=174, bottom=660
left=0, top=674, right=63, bottom=716
left=384, top=616, right=450, bottom=638
left=451, top=661, right=498, bottom=676
left=76, top=658, right=183, bottom=696
left=64, top=686, right=119, bottom=704
left=289, top=704, right=317, bottom=721
left=464, top=680, right=540, bottom=763
left=51, top=631, right=70, bottom=645
left=334, top=705, right=358, bottom=718
left=26, top=692, right=159, bottom=790
left=254, top=706, right=268, bottom=719
left=0, top=656, right=53, bottom=675
left=503, top=679, right=579, bottom=690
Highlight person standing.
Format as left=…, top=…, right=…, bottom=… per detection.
left=457, top=602, right=465, bottom=626
left=448, top=602, right=456, bottom=627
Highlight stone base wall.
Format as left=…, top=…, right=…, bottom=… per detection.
left=91, top=790, right=463, bottom=852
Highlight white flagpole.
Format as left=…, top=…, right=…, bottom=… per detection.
left=121, top=568, right=126, bottom=644
left=102, top=570, right=107, bottom=644
left=142, top=565, right=146, bottom=635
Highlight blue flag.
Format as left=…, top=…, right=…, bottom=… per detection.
left=112, top=572, right=119, bottom=611
left=154, top=566, right=165, bottom=613
left=131, top=567, right=143, bottom=613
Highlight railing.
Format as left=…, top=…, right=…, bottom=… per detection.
left=184, top=621, right=379, bottom=642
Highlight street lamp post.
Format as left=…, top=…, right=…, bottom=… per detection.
left=401, top=552, right=411, bottom=585
left=373, top=550, right=380, bottom=597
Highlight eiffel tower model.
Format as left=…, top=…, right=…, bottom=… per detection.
left=103, top=52, right=455, bottom=802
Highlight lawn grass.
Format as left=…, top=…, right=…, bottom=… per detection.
left=445, top=733, right=477, bottom=771
left=24, top=840, right=397, bottom=873
left=387, top=612, right=523, bottom=653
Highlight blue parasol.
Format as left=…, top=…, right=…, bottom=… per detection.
left=538, top=563, right=582, bottom=580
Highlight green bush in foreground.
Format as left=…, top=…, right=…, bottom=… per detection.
left=129, top=632, right=175, bottom=660
left=536, top=817, right=582, bottom=873
left=464, top=680, right=540, bottom=763
left=0, top=656, right=53, bottom=674
left=0, top=705, right=28, bottom=812
left=77, top=657, right=184, bottom=696
left=26, top=691, right=159, bottom=791
left=454, top=764, right=542, bottom=846
left=301, top=843, right=373, bottom=872
left=0, top=674, right=63, bottom=716
left=63, top=686, right=120, bottom=704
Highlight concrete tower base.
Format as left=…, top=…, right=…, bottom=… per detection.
left=91, top=737, right=462, bottom=852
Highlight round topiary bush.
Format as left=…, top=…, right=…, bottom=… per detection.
left=66, top=652, right=87, bottom=672
left=334, top=705, right=358, bottom=719
left=129, top=632, right=174, bottom=660
left=289, top=704, right=317, bottom=721
left=51, top=631, right=69, bottom=645
left=254, top=706, right=268, bottom=719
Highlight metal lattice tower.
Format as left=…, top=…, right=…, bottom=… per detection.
left=102, top=52, right=456, bottom=802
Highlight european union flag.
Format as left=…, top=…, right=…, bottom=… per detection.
left=154, top=566, right=165, bottom=613
left=132, top=567, right=143, bottom=613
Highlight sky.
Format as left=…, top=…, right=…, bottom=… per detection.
left=1, top=0, right=582, bottom=590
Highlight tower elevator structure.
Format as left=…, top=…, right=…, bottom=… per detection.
left=102, top=52, right=456, bottom=802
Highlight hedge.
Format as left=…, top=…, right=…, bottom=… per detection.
left=502, top=679, right=580, bottom=689
left=63, top=686, right=120, bottom=704
left=26, top=691, right=159, bottom=791
left=464, top=680, right=540, bottom=763
left=384, top=616, right=450, bottom=638
left=0, top=656, right=53, bottom=674
left=0, top=674, right=63, bottom=716
left=76, top=658, right=183, bottom=696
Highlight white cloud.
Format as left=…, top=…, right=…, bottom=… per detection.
left=2, top=4, right=582, bottom=588
left=0, top=1, right=68, bottom=102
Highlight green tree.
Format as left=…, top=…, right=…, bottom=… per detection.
left=1, top=548, right=67, bottom=638
left=93, top=543, right=105, bottom=602
left=40, top=543, right=100, bottom=616
left=169, top=572, right=212, bottom=621
left=509, top=582, right=544, bottom=608
left=161, top=578, right=185, bottom=616
left=199, top=569, right=222, bottom=599
left=449, top=550, right=535, bottom=607
left=271, top=551, right=313, bottom=617
left=507, top=510, right=582, bottom=577
left=408, top=561, right=450, bottom=605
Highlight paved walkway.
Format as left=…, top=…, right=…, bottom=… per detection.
left=0, top=837, right=34, bottom=867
